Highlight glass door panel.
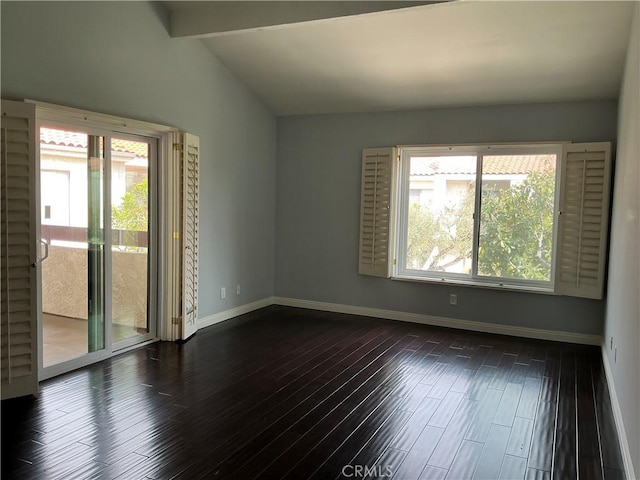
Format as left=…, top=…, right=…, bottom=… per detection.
left=40, top=127, right=105, bottom=368
left=111, top=137, right=151, bottom=346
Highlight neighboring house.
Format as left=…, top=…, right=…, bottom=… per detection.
left=40, top=127, right=148, bottom=240
left=409, top=154, right=555, bottom=209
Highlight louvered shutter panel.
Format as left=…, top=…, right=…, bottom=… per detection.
left=555, top=142, right=611, bottom=299
left=359, top=147, right=395, bottom=277
left=181, top=133, right=199, bottom=340
left=166, top=132, right=200, bottom=342
left=1, top=100, right=38, bottom=399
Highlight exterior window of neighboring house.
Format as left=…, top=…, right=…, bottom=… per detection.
left=358, top=142, right=611, bottom=298
left=41, top=170, right=71, bottom=227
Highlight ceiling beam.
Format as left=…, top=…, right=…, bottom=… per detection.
left=169, top=1, right=442, bottom=39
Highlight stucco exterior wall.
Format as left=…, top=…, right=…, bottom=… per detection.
left=42, top=246, right=147, bottom=329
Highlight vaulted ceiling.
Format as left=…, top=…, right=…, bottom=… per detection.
left=163, top=1, right=635, bottom=116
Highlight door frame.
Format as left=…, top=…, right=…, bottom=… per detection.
left=33, top=104, right=173, bottom=381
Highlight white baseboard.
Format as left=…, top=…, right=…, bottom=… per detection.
left=197, top=295, right=602, bottom=345
left=273, top=297, right=602, bottom=346
left=198, top=297, right=275, bottom=329
left=601, top=348, right=637, bottom=480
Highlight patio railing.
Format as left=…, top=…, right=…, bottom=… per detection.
left=41, top=225, right=148, bottom=248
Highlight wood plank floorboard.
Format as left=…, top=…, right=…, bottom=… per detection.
left=1, top=305, right=626, bottom=480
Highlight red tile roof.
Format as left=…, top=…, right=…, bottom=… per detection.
left=411, top=155, right=556, bottom=176
left=40, top=127, right=149, bottom=158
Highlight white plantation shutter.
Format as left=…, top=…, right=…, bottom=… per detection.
left=1, top=100, right=38, bottom=399
left=555, top=142, right=611, bottom=299
left=167, top=132, right=199, bottom=341
left=181, top=134, right=199, bottom=340
left=359, top=147, right=395, bottom=277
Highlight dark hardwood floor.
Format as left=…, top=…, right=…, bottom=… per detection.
left=1, top=306, right=626, bottom=479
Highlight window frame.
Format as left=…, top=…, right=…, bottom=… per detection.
left=394, top=143, right=564, bottom=292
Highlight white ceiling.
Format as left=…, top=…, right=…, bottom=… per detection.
left=167, top=1, right=635, bottom=116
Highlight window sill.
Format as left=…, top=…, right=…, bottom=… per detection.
left=392, top=274, right=556, bottom=295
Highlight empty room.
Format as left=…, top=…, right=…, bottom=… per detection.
left=1, top=1, right=638, bottom=479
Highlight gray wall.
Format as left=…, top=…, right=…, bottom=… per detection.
left=1, top=1, right=277, bottom=318
left=276, top=101, right=618, bottom=335
left=604, top=4, right=640, bottom=475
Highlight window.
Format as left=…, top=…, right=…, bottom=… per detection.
left=398, top=145, right=560, bottom=288
left=358, top=143, right=612, bottom=299
left=400, top=153, right=478, bottom=277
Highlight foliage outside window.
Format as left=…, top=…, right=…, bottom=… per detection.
left=112, top=178, right=148, bottom=252
left=478, top=169, right=555, bottom=281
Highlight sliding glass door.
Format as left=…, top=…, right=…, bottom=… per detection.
left=110, top=135, right=155, bottom=350
left=40, top=126, right=156, bottom=374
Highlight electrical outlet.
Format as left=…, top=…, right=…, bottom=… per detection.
left=449, top=294, right=457, bottom=306
left=220, top=287, right=226, bottom=299
left=236, top=284, right=241, bottom=295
